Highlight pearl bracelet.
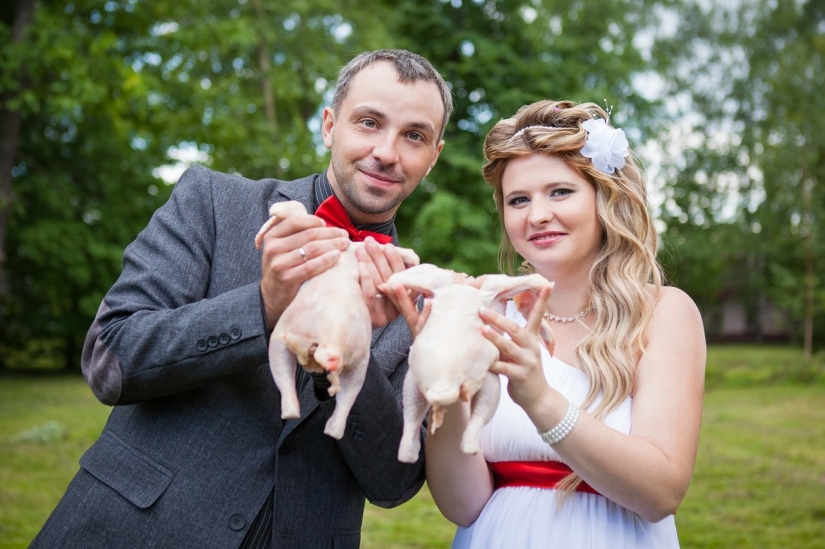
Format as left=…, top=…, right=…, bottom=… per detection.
left=538, top=399, right=580, bottom=445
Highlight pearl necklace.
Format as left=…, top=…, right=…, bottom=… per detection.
left=543, top=306, right=592, bottom=323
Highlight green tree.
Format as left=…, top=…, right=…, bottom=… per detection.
left=0, top=0, right=35, bottom=295
left=1, top=0, right=667, bottom=370
left=653, top=0, right=824, bottom=356
left=128, top=0, right=396, bottom=180
left=0, top=0, right=396, bottom=370
left=388, top=0, right=663, bottom=275
left=0, top=1, right=176, bottom=369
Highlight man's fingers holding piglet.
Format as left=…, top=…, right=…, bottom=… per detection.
left=362, top=236, right=397, bottom=282
left=375, top=238, right=410, bottom=275
left=360, top=262, right=400, bottom=328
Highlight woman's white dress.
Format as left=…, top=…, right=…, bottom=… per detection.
left=451, top=302, right=680, bottom=549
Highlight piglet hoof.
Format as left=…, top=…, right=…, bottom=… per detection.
left=323, top=417, right=346, bottom=440
left=280, top=404, right=300, bottom=420
left=397, top=439, right=421, bottom=463
left=460, top=434, right=481, bottom=455
left=397, top=448, right=419, bottom=464
left=279, top=394, right=301, bottom=418
left=459, top=442, right=480, bottom=455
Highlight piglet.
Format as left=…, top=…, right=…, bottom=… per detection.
left=255, top=201, right=419, bottom=439
left=383, top=264, right=554, bottom=463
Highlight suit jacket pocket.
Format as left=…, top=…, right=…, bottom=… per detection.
left=79, top=429, right=173, bottom=509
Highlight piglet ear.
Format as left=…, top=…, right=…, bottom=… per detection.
left=385, top=263, right=461, bottom=297
left=512, top=291, right=536, bottom=319
left=537, top=319, right=556, bottom=356
left=482, top=274, right=556, bottom=355
left=481, top=274, right=554, bottom=303
left=395, top=246, right=421, bottom=268
left=268, top=200, right=309, bottom=218
left=255, top=201, right=309, bottom=250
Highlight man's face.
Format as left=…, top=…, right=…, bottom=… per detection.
left=322, top=62, right=445, bottom=225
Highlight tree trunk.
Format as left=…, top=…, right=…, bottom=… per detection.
left=256, top=43, right=277, bottom=135
left=801, top=174, right=814, bottom=360
left=754, top=254, right=765, bottom=345
left=64, top=332, right=78, bottom=371
left=252, top=0, right=277, bottom=138
left=0, top=109, right=21, bottom=297
left=0, top=0, right=36, bottom=297
left=804, top=241, right=813, bottom=360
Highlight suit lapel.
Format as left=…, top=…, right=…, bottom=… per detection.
left=265, top=174, right=316, bottom=215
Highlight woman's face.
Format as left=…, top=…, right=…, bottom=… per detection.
left=500, top=154, right=602, bottom=278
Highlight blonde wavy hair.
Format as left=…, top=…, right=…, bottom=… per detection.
left=482, top=99, right=663, bottom=494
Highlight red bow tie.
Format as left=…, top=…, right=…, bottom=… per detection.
left=314, top=196, right=394, bottom=244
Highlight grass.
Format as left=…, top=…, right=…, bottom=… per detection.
left=703, top=344, right=825, bottom=390
left=677, top=386, right=825, bottom=548
left=1, top=345, right=824, bottom=548
left=0, top=374, right=111, bottom=546
left=362, top=483, right=455, bottom=549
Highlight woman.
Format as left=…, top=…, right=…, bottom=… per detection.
left=392, top=100, right=705, bottom=547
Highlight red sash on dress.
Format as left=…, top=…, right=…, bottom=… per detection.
left=488, top=460, right=602, bottom=496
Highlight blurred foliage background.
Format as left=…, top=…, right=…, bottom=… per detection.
left=1, top=0, right=823, bottom=370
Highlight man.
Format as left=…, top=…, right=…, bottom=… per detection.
left=32, top=49, right=453, bottom=549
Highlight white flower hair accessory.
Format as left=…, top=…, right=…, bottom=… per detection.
left=580, top=118, right=629, bottom=175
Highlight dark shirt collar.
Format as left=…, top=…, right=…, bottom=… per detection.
left=312, top=170, right=395, bottom=236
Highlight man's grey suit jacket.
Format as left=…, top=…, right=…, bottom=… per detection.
left=31, top=165, right=424, bottom=549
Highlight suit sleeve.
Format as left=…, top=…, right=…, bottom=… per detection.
left=81, top=165, right=270, bottom=405
left=315, top=322, right=427, bottom=508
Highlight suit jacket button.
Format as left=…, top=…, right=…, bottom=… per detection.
left=207, top=335, right=218, bottom=348
left=353, top=431, right=364, bottom=441
left=228, top=513, right=246, bottom=531
left=196, top=339, right=208, bottom=352
left=219, top=333, right=230, bottom=345
left=230, top=327, right=242, bottom=340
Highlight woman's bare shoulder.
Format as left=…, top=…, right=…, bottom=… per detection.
left=655, top=285, right=700, bottom=312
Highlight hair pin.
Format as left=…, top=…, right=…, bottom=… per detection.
left=511, top=125, right=565, bottom=139
left=603, top=99, right=614, bottom=123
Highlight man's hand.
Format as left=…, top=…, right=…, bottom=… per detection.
left=259, top=215, right=350, bottom=329
left=356, top=237, right=414, bottom=329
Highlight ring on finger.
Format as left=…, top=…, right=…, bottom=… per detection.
left=374, top=293, right=383, bottom=300
left=297, top=247, right=307, bottom=261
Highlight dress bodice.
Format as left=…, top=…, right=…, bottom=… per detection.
left=451, top=301, right=679, bottom=549
left=481, top=302, right=633, bottom=463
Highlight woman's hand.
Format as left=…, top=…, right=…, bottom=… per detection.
left=378, top=282, right=431, bottom=339
left=480, top=286, right=552, bottom=411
